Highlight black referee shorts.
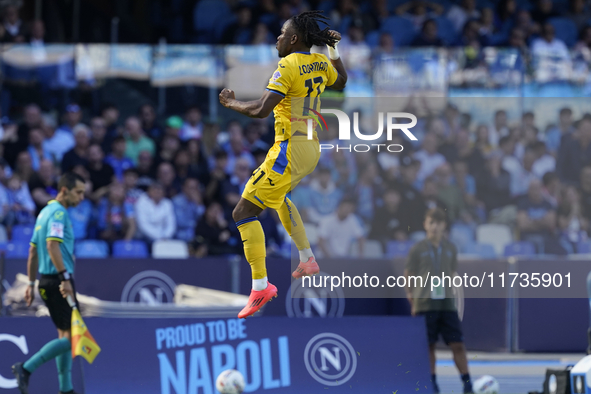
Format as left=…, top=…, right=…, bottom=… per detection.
left=38, top=274, right=74, bottom=331
left=417, top=310, right=464, bottom=345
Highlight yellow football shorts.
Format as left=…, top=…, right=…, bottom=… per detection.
left=242, top=135, right=320, bottom=210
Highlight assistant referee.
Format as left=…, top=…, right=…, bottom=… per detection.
left=12, top=172, right=86, bottom=394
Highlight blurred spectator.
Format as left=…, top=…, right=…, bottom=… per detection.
left=478, top=151, right=512, bottom=213
left=97, top=182, right=136, bottom=243
left=574, top=25, right=591, bottom=62
left=557, top=117, right=591, bottom=185
left=28, top=159, right=58, bottom=214
left=542, top=171, right=561, bottom=207
left=531, top=140, right=556, bottom=178
left=165, top=116, right=183, bottom=139
left=15, top=151, right=33, bottom=183
left=478, top=7, right=495, bottom=38
left=557, top=185, right=588, bottom=253
left=517, top=178, right=556, bottom=253
left=474, top=124, right=493, bottom=155
left=412, top=19, right=445, bottom=46
left=435, top=162, right=465, bottom=223
left=156, top=162, right=179, bottom=198
left=5, top=104, right=43, bottom=167
left=201, top=123, right=221, bottom=159
left=101, top=103, right=120, bottom=142
left=174, top=149, right=192, bottom=185
left=27, top=127, right=51, bottom=171
left=57, top=104, right=82, bottom=134
left=173, top=177, right=205, bottom=242
left=567, top=0, right=591, bottom=31
left=193, top=201, right=236, bottom=257
left=531, top=22, right=569, bottom=60
left=257, top=209, right=284, bottom=252
left=89, top=116, right=110, bottom=154
left=513, top=146, right=540, bottom=196
left=221, top=121, right=255, bottom=173
left=136, top=150, right=157, bottom=189
left=495, top=0, right=517, bottom=36
left=447, top=0, right=480, bottom=33
left=422, top=175, right=448, bottom=215
left=455, top=19, right=485, bottom=49
left=356, top=161, right=383, bottom=223
left=369, top=188, right=408, bottom=248
left=180, top=105, right=204, bottom=141
left=453, top=160, right=481, bottom=217
left=251, top=23, right=274, bottom=44
left=456, top=128, right=486, bottom=180
left=6, top=174, right=35, bottom=226
left=396, top=0, right=444, bottom=31
left=221, top=157, right=252, bottom=211
left=415, top=132, right=446, bottom=184
left=205, top=150, right=230, bottom=204
left=105, top=137, right=135, bottom=181
left=545, top=107, right=575, bottom=155
left=332, top=149, right=357, bottom=191
left=506, top=27, right=528, bottom=52
left=514, top=10, right=540, bottom=43
left=375, top=32, right=395, bottom=57
left=1, top=5, right=25, bottom=43
left=86, top=144, right=115, bottom=197
left=318, top=197, right=365, bottom=258
left=488, top=110, right=509, bottom=148
left=308, top=166, right=343, bottom=222
left=0, top=165, right=10, bottom=224
left=42, top=114, right=74, bottom=164
left=123, top=168, right=143, bottom=205
left=579, top=165, right=591, bottom=220
left=62, top=124, right=90, bottom=172
left=124, top=116, right=155, bottom=165
left=28, top=19, right=45, bottom=44
left=369, top=0, right=390, bottom=26
left=139, top=103, right=164, bottom=143
left=531, top=0, right=559, bottom=25
left=221, top=3, right=254, bottom=45
left=157, top=135, right=181, bottom=166
left=68, top=166, right=93, bottom=240
left=187, top=139, right=210, bottom=185
left=135, top=182, right=176, bottom=243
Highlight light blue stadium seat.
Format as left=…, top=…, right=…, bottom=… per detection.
left=113, top=240, right=149, bottom=258
left=386, top=240, right=415, bottom=258
left=548, top=17, right=578, bottom=47
left=75, top=240, right=109, bottom=258
left=450, top=223, right=475, bottom=252
left=503, top=241, right=536, bottom=257
left=12, top=224, right=35, bottom=242
left=381, top=16, right=417, bottom=47
left=465, top=243, right=497, bottom=259
left=5, top=241, right=30, bottom=259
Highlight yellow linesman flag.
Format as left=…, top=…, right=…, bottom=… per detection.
left=71, top=308, right=101, bottom=364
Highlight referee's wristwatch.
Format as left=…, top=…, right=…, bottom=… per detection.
left=58, top=270, right=71, bottom=282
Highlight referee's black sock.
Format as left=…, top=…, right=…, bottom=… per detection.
left=431, top=374, right=440, bottom=393
left=461, top=373, right=473, bottom=393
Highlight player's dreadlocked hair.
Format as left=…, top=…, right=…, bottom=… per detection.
left=290, top=10, right=338, bottom=48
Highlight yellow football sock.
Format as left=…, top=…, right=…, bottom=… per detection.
left=236, top=217, right=267, bottom=280
left=277, top=197, right=310, bottom=251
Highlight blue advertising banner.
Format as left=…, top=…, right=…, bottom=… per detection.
left=0, top=316, right=432, bottom=394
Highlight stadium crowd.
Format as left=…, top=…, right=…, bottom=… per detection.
left=0, top=98, right=588, bottom=257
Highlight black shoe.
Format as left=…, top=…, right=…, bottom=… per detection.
left=11, top=362, right=30, bottom=394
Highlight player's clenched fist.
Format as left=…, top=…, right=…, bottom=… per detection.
left=219, top=88, right=235, bottom=107
left=327, top=30, right=341, bottom=43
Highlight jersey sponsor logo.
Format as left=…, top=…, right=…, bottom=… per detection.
left=54, top=211, right=64, bottom=220
left=50, top=222, right=64, bottom=238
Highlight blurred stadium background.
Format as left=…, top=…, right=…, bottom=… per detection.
left=1, top=0, right=591, bottom=393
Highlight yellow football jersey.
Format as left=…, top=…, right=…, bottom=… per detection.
left=266, top=51, right=338, bottom=142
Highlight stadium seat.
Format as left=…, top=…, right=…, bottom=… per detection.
left=450, top=223, right=475, bottom=252
left=464, top=243, right=497, bottom=259
left=5, top=241, right=30, bottom=259
left=12, top=224, right=35, bottom=242
left=434, top=17, right=457, bottom=45
left=476, top=224, right=512, bottom=256
left=75, top=240, right=109, bottom=258
left=381, top=16, right=416, bottom=47
left=349, top=239, right=384, bottom=258
left=503, top=241, right=536, bottom=257
left=548, top=18, right=578, bottom=47
left=152, top=240, right=190, bottom=259
left=386, top=240, right=415, bottom=258
left=112, top=240, right=149, bottom=258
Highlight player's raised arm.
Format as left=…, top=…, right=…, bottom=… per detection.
left=325, top=30, right=348, bottom=91
left=219, top=88, right=283, bottom=119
